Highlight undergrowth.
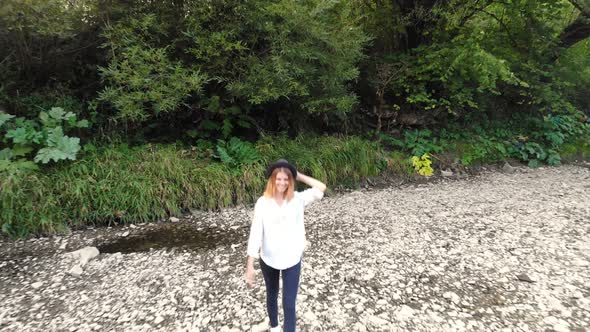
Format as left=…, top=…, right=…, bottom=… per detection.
left=0, top=135, right=386, bottom=238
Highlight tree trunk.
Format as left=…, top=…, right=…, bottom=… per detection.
left=559, top=15, right=590, bottom=48
left=559, top=0, right=590, bottom=48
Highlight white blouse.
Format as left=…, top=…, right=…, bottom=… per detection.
left=246, top=187, right=324, bottom=270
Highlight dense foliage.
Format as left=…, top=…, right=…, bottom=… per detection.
left=0, top=0, right=589, bottom=237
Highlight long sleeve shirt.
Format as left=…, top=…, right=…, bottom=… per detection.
left=246, top=187, right=324, bottom=270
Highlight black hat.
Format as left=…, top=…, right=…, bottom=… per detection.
left=265, top=159, right=297, bottom=179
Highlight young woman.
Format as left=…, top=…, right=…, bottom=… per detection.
left=245, top=159, right=326, bottom=332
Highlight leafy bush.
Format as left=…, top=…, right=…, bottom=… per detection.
left=411, top=154, right=434, bottom=177
left=379, top=111, right=589, bottom=168
left=506, top=114, right=589, bottom=167
left=455, top=135, right=508, bottom=166
left=98, top=15, right=207, bottom=122
left=215, top=137, right=260, bottom=175
left=186, top=97, right=255, bottom=141
left=0, top=107, right=89, bottom=173
left=96, top=0, right=368, bottom=126
left=379, top=130, right=444, bottom=156
left=404, top=130, right=444, bottom=156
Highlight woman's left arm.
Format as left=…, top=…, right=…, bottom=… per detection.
left=297, top=172, right=327, bottom=192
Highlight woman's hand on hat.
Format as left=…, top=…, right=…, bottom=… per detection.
left=296, top=172, right=327, bottom=192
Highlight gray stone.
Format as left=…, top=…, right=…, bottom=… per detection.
left=368, top=314, right=389, bottom=326
left=516, top=273, right=536, bottom=283
left=66, top=246, right=99, bottom=266
left=441, top=170, right=454, bottom=177
left=503, top=162, right=516, bottom=173
left=396, top=305, right=415, bottom=320
left=68, top=265, right=83, bottom=277
left=31, top=282, right=44, bottom=289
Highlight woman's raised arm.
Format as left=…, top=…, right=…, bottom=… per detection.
left=296, top=172, right=326, bottom=192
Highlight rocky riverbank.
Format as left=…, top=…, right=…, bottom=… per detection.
left=1, top=164, right=589, bottom=331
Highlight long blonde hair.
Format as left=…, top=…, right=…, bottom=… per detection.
left=264, top=167, right=295, bottom=201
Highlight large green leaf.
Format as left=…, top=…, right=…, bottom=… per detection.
left=34, top=127, right=81, bottom=164
left=5, top=125, right=43, bottom=144
left=0, top=113, right=15, bottom=127
left=6, top=128, right=29, bottom=144
left=48, top=107, right=66, bottom=120
left=39, top=111, right=50, bottom=125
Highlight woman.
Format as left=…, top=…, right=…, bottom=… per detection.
left=245, top=159, right=326, bottom=332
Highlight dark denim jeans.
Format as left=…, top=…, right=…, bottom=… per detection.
left=259, top=258, right=302, bottom=332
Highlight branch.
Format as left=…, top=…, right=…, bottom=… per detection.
left=458, top=0, right=496, bottom=27
left=0, top=50, right=15, bottom=66
left=559, top=14, right=590, bottom=48
left=478, top=8, right=518, bottom=47
left=567, top=0, right=590, bottom=18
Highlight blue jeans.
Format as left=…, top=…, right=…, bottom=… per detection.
left=260, top=258, right=302, bottom=332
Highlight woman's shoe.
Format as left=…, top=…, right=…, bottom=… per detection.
left=269, top=326, right=281, bottom=332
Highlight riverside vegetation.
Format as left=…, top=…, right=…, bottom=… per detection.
left=1, top=0, right=590, bottom=238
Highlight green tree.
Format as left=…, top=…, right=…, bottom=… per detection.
left=0, top=0, right=102, bottom=104
left=97, top=0, right=369, bottom=134
left=353, top=0, right=590, bottom=133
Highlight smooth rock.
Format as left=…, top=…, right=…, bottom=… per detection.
left=503, top=162, right=516, bottom=173
left=31, top=282, right=44, bottom=289
left=68, top=265, right=83, bottom=277
left=66, top=246, right=99, bottom=266
left=396, top=305, right=415, bottom=320
left=441, top=170, right=454, bottom=177
left=516, top=273, right=536, bottom=283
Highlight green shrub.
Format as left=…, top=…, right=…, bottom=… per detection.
left=98, top=14, right=208, bottom=122
left=215, top=137, right=260, bottom=175
left=411, top=154, right=434, bottom=177
left=378, top=129, right=444, bottom=157
left=96, top=0, right=368, bottom=125
left=411, top=113, right=590, bottom=167
left=505, top=114, right=590, bottom=167
left=0, top=107, right=89, bottom=173
left=560, top=139, right=590, bottom=160
left=457, top=135, right=508, bottom=166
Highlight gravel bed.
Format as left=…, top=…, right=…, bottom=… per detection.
left=0, top=164, right=589, bottom=332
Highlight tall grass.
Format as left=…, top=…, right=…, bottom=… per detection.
left=257, top=135, right=384, bottom=187
left=0, top=136, right=386, bottom=238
